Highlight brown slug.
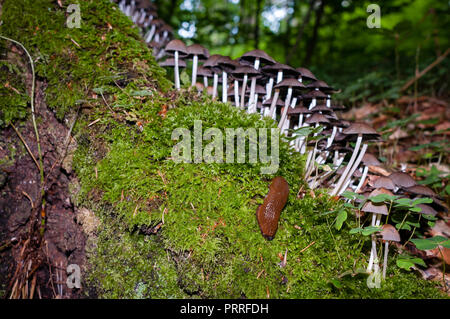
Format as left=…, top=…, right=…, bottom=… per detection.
left=256, top=176, right=289, bottom=240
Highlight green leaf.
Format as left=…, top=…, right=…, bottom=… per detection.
left=411, top=198, right=433, bottom=206
left=428, top=235, right=448, bottom=243
left=396, top=223, right=411, bottom=231
left=396, top=255, right=426, bottom=270
left=361, top=226, right=382, bottom=236
left=349, top=227, right=363, bottom=234
left=335, top=210, right=347, bottom=230
left=369, top=194, right=395, bottom=203
left=441, top=240, right=450, bottom=249
left=329, top=279, right=342, bottom=289
left=410, top=238, right=438, bottom=250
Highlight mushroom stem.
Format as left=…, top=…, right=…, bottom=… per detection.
left=269, top=90, right=280, bottom=119
left=278, top=87, right=292, bottom=129
left=240, top=74, right=248, bottom=108
left=383, top=241, right=389, bottom=279
left=338, top=143, right=368, bottom=195
left=234, top=79, right=240, bottom=107
left=191, top=55, right=198, bottom=87
left=266, top=77, right=274, bottom=99
left=212, top=73, right=218, bottom=99
left=145, top=25, right=156, bottom=43
left=138, top=11, right=146, bottom=24
left=174, top=50, right=180, bottom=90
left=331, top=134, right=363, bottom=196
left=367, top=213, right=377, bottom=273
left=354, top=166, right=369, bottom=193
left=281, top=97, right=296, bottom=135
left=222, top=71, right=228, bottom=103
left=368, top=214, right=382, bottom=272
left=248, top=58, right=260, bottom=112
left=203, top=76, right=208, bottom=88
left=327, top=126, right=337, bottom=148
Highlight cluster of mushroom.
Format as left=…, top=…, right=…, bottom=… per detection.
left=114, top=2, right=384, bottom=198
left=356, top=167, right=447, bottom=278
left=157, top=38, right=386, bottom=198
left=114, top=0, right=173, bottom=60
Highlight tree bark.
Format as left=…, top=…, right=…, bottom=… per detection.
left=303, top=0, right=324, bottom=66
left=254, top=0, right=262, bottom=49
left=286, top=0, right=316, bottom=65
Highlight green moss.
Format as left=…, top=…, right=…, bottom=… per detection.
left=1, top=0, right=446, bottom=299
left=0, top=59, right=29, bottom=128
left=74, top=96, right=446, bottom=298
left=0, top=0, right=170, bottom=120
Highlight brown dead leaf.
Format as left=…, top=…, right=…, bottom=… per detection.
left=368, top=165, right=391, bottom=176
left=389, top=128, right=409, bottom=140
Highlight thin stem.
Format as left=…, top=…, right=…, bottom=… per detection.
left=437, top=247, right=447, bottom=292
left=0, top=35, right=44, bottom=195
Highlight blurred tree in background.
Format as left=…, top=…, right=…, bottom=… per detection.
left=154, top=0, right=449, bottom=102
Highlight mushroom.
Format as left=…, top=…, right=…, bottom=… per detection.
left=388, top=172, right=417, bottom=192
left=331, top=123, right=380, bottom=196
left=239, top=50, right=275, bottom=113
left=354, top=153, right=382, bottom=193
left=158, top=23, right=173, bottom=47
left=262, top=97, right=284, bottom=119
left=262, top=63, right=299, bottom=100
left=372, top=176, right=396, bottom=190
left=287, top=104, right=312, bottom=152
left=203, top=54, right=223, bottom=99
left=159, top=57, right=187, bottom=81
left=304, top=113, right=331, bottom=178
left=380, top=224, right=400, bottom=279
left=133, top=1, right=156, bottom=24
left=187, top=44, right=209, bottom=87
left=216, top=56, right=237, bottom=103
left=364, top=205, right=387, bottom=274
left=363, top=188, right=393, bottom=273
left=275, top=78, right=306, bottom=131
left=232, top=66, right=260, bottom=109
left=296, top=67, right=318, bottom=83
left=404, top=185, right=439, bottom=198
left=145, top=19, right=163, bottom=43
left=165, top=39, right=188, bottom=90
left=248, top=84, right=266, bottom=114
left=197, top=66, right=213, bottom=89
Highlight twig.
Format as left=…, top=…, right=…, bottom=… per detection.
left=0, top=35, right=44, bottom=192
left=10, top=123, right=40, bottom=171
left=300, top=241, right=316, bottom=253
left=400, top=47, right=450, bottom=92
left=22, top=191, right=35, bottom=209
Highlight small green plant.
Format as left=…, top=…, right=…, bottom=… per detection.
left=331, top=190, right=440, bottom=284
left=411, top=236, right=450, bottom=292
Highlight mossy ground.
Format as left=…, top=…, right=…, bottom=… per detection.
left=0, top=0, right=447, bottom=299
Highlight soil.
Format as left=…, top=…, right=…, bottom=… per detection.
left=0, top=78, right=86, bottom=298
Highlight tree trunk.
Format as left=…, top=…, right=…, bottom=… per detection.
left=254, top=0, right=262, bottom=49
left=303, top=0, right=324, bottom=66
left=286, top=0, right=316, bottom=65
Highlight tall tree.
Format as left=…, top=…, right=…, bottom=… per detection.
left=303, top=0, right=324, bottom=66
left=286, top=0, right=316, bottom=64
left=254, top=0, right=263, bottom=49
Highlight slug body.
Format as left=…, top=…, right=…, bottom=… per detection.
left=256, top=176, right=289, bottom=240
